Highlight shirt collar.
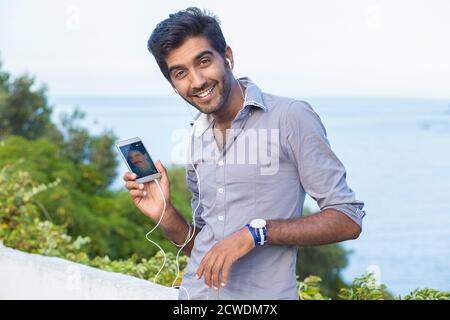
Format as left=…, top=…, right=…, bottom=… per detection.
left=193, top=77, right=267, bottom=137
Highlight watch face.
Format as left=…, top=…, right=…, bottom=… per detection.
left=251, top=219, right=266, bottom=229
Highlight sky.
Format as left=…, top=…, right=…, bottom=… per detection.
left=1, top=0, right=449, bottom=99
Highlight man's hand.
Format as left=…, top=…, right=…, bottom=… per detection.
left=196, top=227, right=255, bottom=289
left=123, top=160, right=171, bottom=222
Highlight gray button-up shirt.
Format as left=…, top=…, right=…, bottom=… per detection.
left=178, top=77, right=365, bottom=300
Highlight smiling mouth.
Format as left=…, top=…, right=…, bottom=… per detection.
left=193, top=85, right=215, bottom=100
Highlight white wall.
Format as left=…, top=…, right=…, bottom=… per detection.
left=0, top=243, right=178, bottom=300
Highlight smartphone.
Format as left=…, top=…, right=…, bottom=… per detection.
left=116, top=137, right=161, bottom=183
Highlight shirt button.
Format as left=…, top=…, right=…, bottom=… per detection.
left=218, top=215, right=224, bottom=221
left=218, top=160, right=224, bottom=166
left=218, top=188, right=224, bottom=194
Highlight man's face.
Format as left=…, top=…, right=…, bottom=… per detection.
left=166, top=36, right=233, bottom=114
left=128, top=151, right=148, bottom=170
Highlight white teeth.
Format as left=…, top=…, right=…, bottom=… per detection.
left=196, top=86, right=214, bottom=98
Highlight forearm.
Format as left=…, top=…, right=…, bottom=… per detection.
left=266, top=208, right=361, bottom=246
left=156, top=203, right=199, bottom=256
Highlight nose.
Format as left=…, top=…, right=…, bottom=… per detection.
left=189, top=68, right=207, bottom=93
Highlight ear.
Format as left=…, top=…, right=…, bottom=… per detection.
left=225, top=46, right=234, bottom=70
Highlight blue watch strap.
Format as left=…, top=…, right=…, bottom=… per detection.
left=256, top=226, right=267, bottom=245
left=246, top=224, right=259, bottom=245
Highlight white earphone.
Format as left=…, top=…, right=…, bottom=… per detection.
left=226, top=58, right=232, bottom=69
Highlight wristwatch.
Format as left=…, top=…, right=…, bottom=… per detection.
left=246, top=218, right=267, bottom=246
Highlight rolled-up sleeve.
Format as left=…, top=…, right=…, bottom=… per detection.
left=185, top=163, right=206, bottom=229
left=284, top=100, right=366, bottom=229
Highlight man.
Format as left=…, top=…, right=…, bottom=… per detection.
left=123, top=7, right=365, bottom=300
left=127, top=145, right=156, bottom=177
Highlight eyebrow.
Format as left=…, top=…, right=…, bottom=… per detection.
left=168, top=50, right=214, bottom=75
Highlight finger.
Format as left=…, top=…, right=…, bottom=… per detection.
left=203, top=262, right=213, bottom=289
left=220, top=259, right=234, bottom=288
left=211, top=256, right=225, bottom=289
left=196, top=258, right=206, bottom=280
left=129, top=189, right=147, bottom=199
left=123, top=171, right=137, bottom=182
left=125, top=180, right=141, bottom=191
left=196, top=251, right=211, bottom=281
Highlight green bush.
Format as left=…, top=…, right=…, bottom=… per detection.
left=297, top=242, right=349, bottom=299
left=297, top=275, right=331, bottom=300
left=337, top=272, right=450, bottom=300
left=0, top=165, right=187, bottom=287
left=401, top=288, right=450, bottom=300
left=0, top=136, right=179, bottom=260
left=338, top=272, right=391, bottom=300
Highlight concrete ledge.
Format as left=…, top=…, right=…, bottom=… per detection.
left=0, top=243, right=178, bottom=299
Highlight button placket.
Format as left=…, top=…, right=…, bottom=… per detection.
left=215, top=157, right=226, bottom=241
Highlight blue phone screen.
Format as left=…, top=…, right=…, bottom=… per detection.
left=119, top=141, right=158, bottom=178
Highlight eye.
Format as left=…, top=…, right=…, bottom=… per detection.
left=175, top=70, right=186, bottom=79
left=200, top=58, right=211, bottom=65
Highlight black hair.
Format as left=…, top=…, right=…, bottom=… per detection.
left=128, top=143, right=145, bottom=154
left=147, top=7, right=227, bottom=81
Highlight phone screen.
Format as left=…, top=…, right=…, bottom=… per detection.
left=119, top=141, right=158, bottom=178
